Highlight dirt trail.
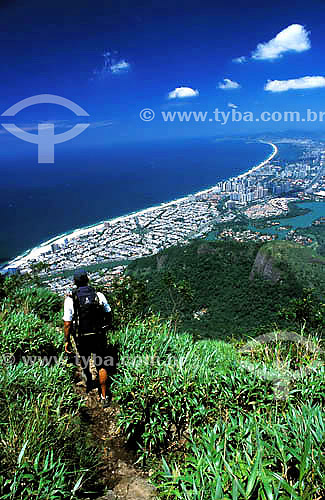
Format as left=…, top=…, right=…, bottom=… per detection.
left=75, top=368, right=157, bottom=500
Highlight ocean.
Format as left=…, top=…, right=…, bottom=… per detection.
left=0, top=137, right=277, bottom=265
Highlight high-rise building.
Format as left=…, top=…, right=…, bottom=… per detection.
left=51, top=243, right=60, bottom=253
left=230, top=192, right=240, bottom=201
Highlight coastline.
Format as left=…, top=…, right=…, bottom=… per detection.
left=237, top=142, right=278, bottom=179
left=2, top=140, right=277, bottom=272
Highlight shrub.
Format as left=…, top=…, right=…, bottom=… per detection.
left=9, top=286, right=63, bottom=323
left=98, top=275, right=148, bottom=330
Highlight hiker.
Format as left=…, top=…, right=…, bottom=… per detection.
left=63, top=269, right=112, bottom=408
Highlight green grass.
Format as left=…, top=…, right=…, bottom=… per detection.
left=0, top=309, right=62, bottom=360
left=1, top=269, right=324, bottom=499
left=0, top=277, right=100, bottom=499
left=157, top=404, right=324, bottom=499
left=109, top=317, right=325, bottom=499
left=0, top=360, right=99, bottom=499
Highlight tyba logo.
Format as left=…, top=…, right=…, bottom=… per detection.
left=1, top=94, right=89, bottom=163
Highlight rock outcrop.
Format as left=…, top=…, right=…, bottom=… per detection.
left=250, top=249, right=281, bottom=283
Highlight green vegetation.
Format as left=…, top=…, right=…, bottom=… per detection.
left=0, top=276, right=100, bottom=499
left=294, top=219, right=325, bottom=256
left=1, top=236, right=325, bottom=499
left=126, top=239, right=325, bottom=339
left=96, top=274, right=149, bottom=331
left=260, top=240, right=325, bottom=301
left=110, top=317, right=324, bottom=499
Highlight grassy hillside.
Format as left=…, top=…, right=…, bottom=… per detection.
left=126, top=239, right=325, bottom=340
left=110, top=317, right=324, bottom=499
left=0, top=275, right=100, bottom=499
left=1, top=241, right=324, bottom=499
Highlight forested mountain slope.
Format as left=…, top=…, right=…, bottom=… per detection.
left=127, top=240, right=325, bottom=339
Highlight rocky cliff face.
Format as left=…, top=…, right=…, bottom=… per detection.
left=156, top=254, right=168, bottom=271
left=250, top=249, right=282, bottom=283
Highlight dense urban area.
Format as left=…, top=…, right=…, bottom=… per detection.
left=3, top=137, right=325, bottom=295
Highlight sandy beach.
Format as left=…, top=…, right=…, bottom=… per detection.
left=2, top=141, right=277, bottom=271
left=237, top=142, right=278, bottom=179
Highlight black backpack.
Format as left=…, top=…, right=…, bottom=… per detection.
left=72, top=286, right=105, bottom=335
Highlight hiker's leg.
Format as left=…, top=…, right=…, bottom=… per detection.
left=98, top=367, right=108, bottom=398
left=94, top=334, right=110, bottom=399
left=101, top=343, right=116, bottom=398
left=78, top=341, right=93, bottom=392
left=83, top=363, right=93, bottom=392
left=92, top=352, right=108, bottom=398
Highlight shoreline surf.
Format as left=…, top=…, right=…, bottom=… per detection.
left=1, top=140, right=276, bottom=272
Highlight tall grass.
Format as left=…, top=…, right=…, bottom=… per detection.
left=156, top=404, right=324, bottom=499
left=2, top=283, right=62, bottom=324
left=110, top=317, right=325, bottom=499
left=0, top=278, right=100, bottom=499
left=0, top=309, right=62, bottom=360
left=1, top=275, right=324, bottom=499
left=0, top=360, right=98, bottom=499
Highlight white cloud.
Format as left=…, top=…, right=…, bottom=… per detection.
left=228, top=102, right=238, bottom=108
left=252, top=24, right=311, bottom=60
left=265, top=75, right=325, bottom=92
left=93, top=51, right=130, bottom=79
left=232, top=56, right=247, bottom=64
left=218, top=78, right=241, bottom=90
left=168, top=87, right=199, bottom=99
left=110, top=60, right=130, bottom=74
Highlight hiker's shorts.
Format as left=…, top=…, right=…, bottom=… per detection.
left=77, top=333, right=110, bottom=370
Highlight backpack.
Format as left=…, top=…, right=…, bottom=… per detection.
left=72, top=286, right=105, bottom=336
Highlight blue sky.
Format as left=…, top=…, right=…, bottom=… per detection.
left=1, top=0, right=325, bottom=149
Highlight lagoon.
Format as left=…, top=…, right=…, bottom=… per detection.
left=249, top=201, right=325, bottom=238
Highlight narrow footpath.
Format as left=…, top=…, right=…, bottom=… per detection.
left=74, top=367, right=157, bottom=500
